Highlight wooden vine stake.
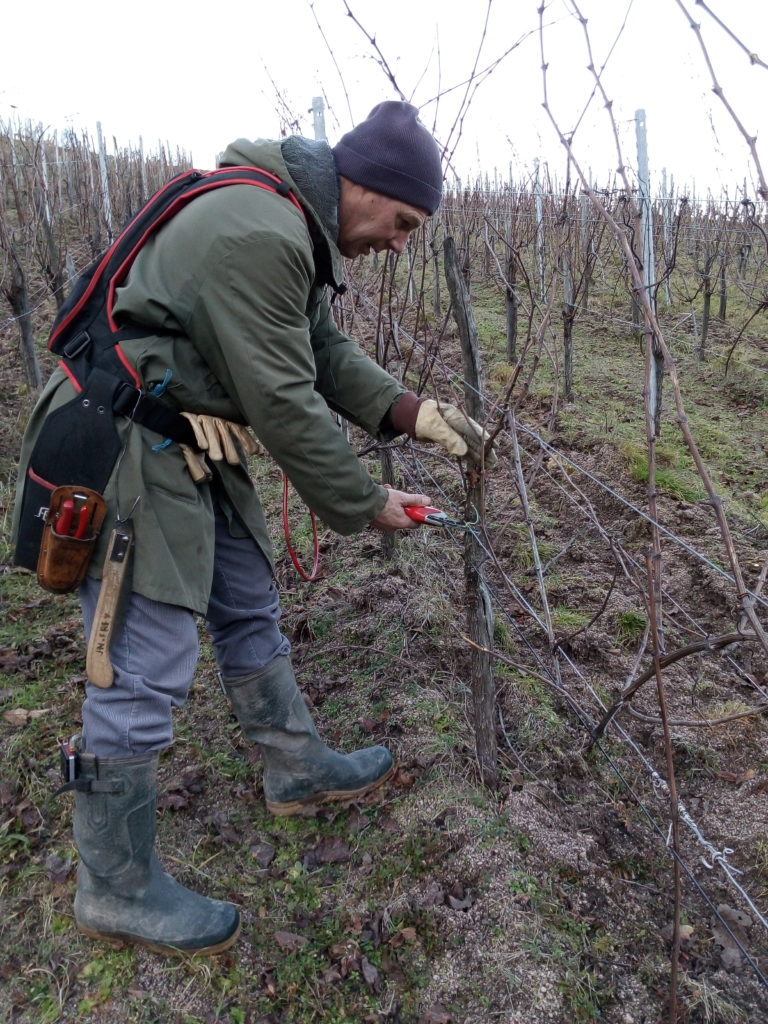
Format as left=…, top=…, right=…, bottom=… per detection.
left=443, top=236, right=498, bottom=787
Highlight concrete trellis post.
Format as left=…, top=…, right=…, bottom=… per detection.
left=96, top=122, right=114, bottom=243
left=310, top=97, right=327, bottom=142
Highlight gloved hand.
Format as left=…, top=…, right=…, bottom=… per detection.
left=179, top=414, right=261, bottom=482
left=414, top=399, right=496, bottom=466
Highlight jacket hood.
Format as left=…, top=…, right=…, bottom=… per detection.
left=218, top=137, right=345, bottom=293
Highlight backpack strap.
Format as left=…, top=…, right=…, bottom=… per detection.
left=50, top=166, right=304, bottom=363
left=48, top=165, right=306, bottom=447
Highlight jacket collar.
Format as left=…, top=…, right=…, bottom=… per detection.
left=281, top=135, right=347, bottom=295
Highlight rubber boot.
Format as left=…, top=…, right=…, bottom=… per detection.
left=221, top=656, right=394, bottom=816
left=72, top=750, right=240, bottom=955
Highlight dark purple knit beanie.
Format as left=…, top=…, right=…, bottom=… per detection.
left=332, top=101, right=443, bottom=215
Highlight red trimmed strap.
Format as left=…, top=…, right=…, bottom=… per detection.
left=105, top=170, right=307, bottom=330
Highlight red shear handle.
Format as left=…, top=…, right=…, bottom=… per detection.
left=404, top=505, right=445, bottom=524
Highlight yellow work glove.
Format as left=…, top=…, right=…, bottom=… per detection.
left=179, top=445, right=212, bottom=484
left=179, top=414, right=261, bottom=482
left=414, top=399, right=496, bottom=466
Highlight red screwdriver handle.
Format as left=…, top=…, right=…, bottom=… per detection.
left=55, top=499, right=75, bottom=536
left=73, top=504, right=90, bottom=539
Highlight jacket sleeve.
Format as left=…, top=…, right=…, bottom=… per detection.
left=184, top=228, right=388, bottom=535
left=309, top=295, right=406, bottom=439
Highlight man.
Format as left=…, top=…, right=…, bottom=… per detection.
left=13, top=102, right=491, bottom=955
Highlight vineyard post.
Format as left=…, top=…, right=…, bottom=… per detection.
left=443, top=235, right=498, bottom=787
left=83, top=131, right=101, bottom=257
left=738, top=182, right=752, bottom=275
left=660, top=169, right=674, bottom=306
left=636, top=109, right=663, bottom=435
left=429, top=218, right=441, bottom=319
left=96, top=122, right=114, bottom=244
left=717, top=202, right=731, bottom=322
left=37, top=143, right=66, bottom=310
left=138, top=136, right=146, bottom=205
left=561, top=230, right=575, bottom=402
left=579, top=188, right=592, bottom=311
left=310, top=96, right=327, bottom=142
left=534, top=161, right=546, bottom=303
left=0, top=228, right=41, bottom=391
left=504, top=207, right=518, bottom=363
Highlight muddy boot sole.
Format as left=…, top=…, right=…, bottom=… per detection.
left=76, top=919, right=241, bottom=957
left=266, top=763, right=396, bottom=817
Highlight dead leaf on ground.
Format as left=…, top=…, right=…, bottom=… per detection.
left=260, top=970, right=277, bottom=997
left=346, top=808, right=369, bottom=834
left=661, top=922, right=695, bottom=950
left=389, top=926, right=418, bottom=948
left=358, top=710, right=390, bottom=734
left=250, top=842, right=276, bottom=868
left=0, top=779, right=19, bottom=806
left=419, top=1006, right=453, bottom=1024
left=15, top=799, right=43, bottom=830
left=359, top=911, right=386, bottom=948
left=274, top=930, right=308, bottom=952
left=3, top=707, right=51, bottom=726
left=331, top=938, right=359, bottom=959
left=432, top=806, right=459, bottom=830
left=303, top=836, right=351, bottom=868
left=711, top=904, right=752, bottom=971
left=158, top=791, right=189, bottom=810
left=204, top=809, right=241, bottom=844
left=420, top=880, right=446, bottom=907
left=711, top=769, right=756, bottom=784
left=360, top=955, right=380, bottom=991
left=446, top=881, right=475, bottom=911
left=45, top=853, right=73, bottom=884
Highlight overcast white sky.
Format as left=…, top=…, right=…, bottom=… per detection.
left=2, top=0, right=766, bottom=198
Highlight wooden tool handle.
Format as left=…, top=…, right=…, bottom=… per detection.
left=85, top=522, right=134, bottom=689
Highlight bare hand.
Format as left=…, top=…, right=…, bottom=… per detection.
left=370, top=486, right=431, bottom=533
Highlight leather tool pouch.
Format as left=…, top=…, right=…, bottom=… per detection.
left=15, top=369, right=123, bottom=573
left=37, top=486, right=107, bottom=594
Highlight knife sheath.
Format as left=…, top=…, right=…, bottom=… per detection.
left=86, top=521, right=134, bottom=689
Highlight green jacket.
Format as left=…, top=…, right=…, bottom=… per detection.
left=14, top=137, right=407, bottom=613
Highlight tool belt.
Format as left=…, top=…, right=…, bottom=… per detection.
left=13, top=367, right=198, bottom=581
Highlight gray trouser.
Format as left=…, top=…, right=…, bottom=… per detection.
left=79, top=506, right=291, bottom=756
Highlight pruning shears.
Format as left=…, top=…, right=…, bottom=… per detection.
left=404, top=505, right=478, bottom=531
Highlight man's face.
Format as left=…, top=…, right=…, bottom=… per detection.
left=337, top=181, right=427, bottom=259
